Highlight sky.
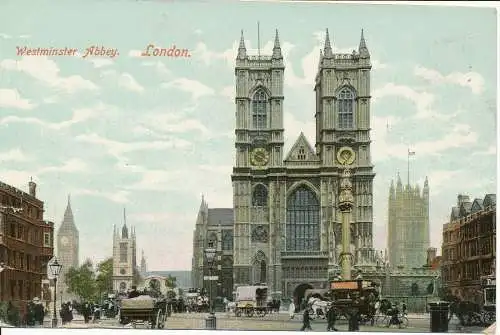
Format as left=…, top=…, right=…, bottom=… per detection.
left=0, top=1, right=497, bottom=271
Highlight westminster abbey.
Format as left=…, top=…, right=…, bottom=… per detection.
left=193, top=29, right=381, bottom=299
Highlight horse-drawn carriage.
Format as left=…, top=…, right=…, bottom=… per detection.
left=234, top=285, right=269, bottom=317
left=119, top=296, right=167, bottom=329
left=327, top=279, right=380, bottom=324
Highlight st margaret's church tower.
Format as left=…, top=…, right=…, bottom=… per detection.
left=231, top=29, right=377, bottom=298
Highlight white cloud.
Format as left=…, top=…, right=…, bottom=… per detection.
left=283, top=112, right=316, bottom=155
left=0, top=57, right=98, bottom=93
left=88, top=58, right=114, bottom=68
left=372, top=83, right=459, bottom=121
left=473, top=144, right=496, bottom=156
left=0, top=88, right=36, bottom=109
left=39, top=158, right=88, bottom=174
left=128, top=50, right=143, bottom=57
left=118, top=73, right=145, bottom=92
left=0, top=103, right=107, bottom=129
left=74, top=189, right=130, bottom=203
left=194, top=29, right=203, bottom=35
left=414, top=65, right=485, bottom=95
left=220, top=86, right=234, bottom=103
left=139, top=113, right=210, bottom=135
left=161, top=78, right=214, bottom=100
left=142, top=61, right=170, bottom=75
left=416, top=171, right=461, bottom=195
left=75, top=133, right=192, bottom=158
left=0, top=33, right=12, bottom=39
left=372, top=115, right=478, bottom=161
left=0, top=148, right=31, bottom=163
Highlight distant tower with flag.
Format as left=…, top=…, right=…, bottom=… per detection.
left=387, top=151, right=430, bottom=269
left=112, top=208, right=137, bottom=293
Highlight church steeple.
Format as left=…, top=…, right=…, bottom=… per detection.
left=122, top=207, right=129, bottom=239
left=237, top=30, right=247, bottom=60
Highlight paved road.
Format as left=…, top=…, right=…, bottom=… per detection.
left=42, top=312, right=488, bottom=333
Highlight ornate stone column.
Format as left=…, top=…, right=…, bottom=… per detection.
left=336, top=146, right=356, bottom=281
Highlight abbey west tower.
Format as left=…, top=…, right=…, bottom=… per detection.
left=231, top=29, right=376, bottom=297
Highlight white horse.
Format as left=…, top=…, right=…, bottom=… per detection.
left=307, top=297, right=331, bottom=320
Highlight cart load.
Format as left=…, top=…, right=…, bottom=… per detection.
left=234, top=285, right=268, bottom=317
left=119, top=295, right=167, bottom=329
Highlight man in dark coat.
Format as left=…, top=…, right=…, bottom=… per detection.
left=300, top=308, right=312, bottom=331
left=326, top=305, right=338, bottom=331
left=128, top=286, right=140, bottom=299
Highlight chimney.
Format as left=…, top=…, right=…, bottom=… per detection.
left=28, top=178, right=36, bottom=197
left=426, top=247, right=437, bottom=266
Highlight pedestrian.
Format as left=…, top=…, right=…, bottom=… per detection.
left=300, top=308, right=312, bottom=331
left=289, top=301, right=296, bottom=320
left=326, top=305, right=338, bottom=331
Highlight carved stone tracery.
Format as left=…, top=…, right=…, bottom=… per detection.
left=251, top=225, right=269, bottom=243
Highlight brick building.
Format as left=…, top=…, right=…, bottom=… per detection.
left=441, top=194, right=496, bottom=304
left=0, top=179, right=54, bottom=313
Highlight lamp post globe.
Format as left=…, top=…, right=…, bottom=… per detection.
left=49, top=258, right=63, bottom=328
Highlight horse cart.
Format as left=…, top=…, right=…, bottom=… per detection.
left=234, top=285, right=268, bottom=317
left=119, top=296, right=167, bottom=329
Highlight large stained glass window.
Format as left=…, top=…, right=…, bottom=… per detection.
left=286, top=186, right=320, bottom=251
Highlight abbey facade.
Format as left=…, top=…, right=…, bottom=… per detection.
left=230, top=29, right=378, bottom=298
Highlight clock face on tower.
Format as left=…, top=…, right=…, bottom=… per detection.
left=120, top=268, right=126, bottom=275
left=60, top=236, right=69, bottom=247
left=250, top=148, right=269, bottom=167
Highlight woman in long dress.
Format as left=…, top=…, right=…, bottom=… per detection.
left=289, top=301, right=296, bottom=320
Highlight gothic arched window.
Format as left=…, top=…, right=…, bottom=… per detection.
left=337, top=86, right=355, bottom=129
left=286, top=186, right=320, bottom=251
left=252, top=184, right=268, bottom=207
left=252, top=89, right=268, bottom=129
left=221, top=230, right=233, bottom=251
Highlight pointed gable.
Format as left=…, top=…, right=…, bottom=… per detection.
left=459, top=201, right=472, bottom=217
left=471, top=198, right=484, bottom=214
left=284, top=132, right=318, bottom=164
left=483, top=194, right=496, bottom=208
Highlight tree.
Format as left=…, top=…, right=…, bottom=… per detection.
left=165, top=275, right=177, bottom=288
left=65, top=259, right=97, bottom=302
left=96, top=258, right=113, bottom=299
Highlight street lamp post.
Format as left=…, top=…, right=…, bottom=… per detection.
left=49, top=258, right=63, bottom=328
left=204, top=245, right=217, bottom=330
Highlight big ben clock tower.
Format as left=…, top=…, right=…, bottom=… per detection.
left=56, top=195, right=79, bottom=302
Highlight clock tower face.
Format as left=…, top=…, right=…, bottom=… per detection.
left=60, top=236, right=70, bottom=247
left=120, top=268, right=126, bottom=275
left=250, top=147, right=269, bottom=167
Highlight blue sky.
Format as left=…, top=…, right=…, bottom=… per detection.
left=0, top=1, right=496, bottom=270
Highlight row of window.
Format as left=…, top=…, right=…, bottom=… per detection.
left=442, top=260, right=493, bottom=282
left=3, top=220, right=51, bottom=247
left=250, top=87, right=356, bottom=130
left=0, top=247, right=46, bottom=273
left=2, top=279, right=40, bottom=301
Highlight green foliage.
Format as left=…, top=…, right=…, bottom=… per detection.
left=65, top=257, right=113, bottom=302
left=165, top=275, right=177, bottom=288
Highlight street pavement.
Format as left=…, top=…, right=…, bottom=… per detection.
left=38, top=311, right=488, bottom=332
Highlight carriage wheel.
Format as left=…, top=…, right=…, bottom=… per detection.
left=256, top=308, right=266, bottom=317
left=398, top=316, right=409, bottom=329
left=155, top=309, right=165, bottom=329
left=245, top=306, right=254, bottom=317
left=235, top=308, right=242, bottom=317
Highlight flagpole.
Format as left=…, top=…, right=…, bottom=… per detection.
left=257, top=21, right=261, bottom=59
left=407, top=148, right=410, bottom=187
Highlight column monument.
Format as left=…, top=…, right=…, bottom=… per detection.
left=337, top=146, right=356, bottom=280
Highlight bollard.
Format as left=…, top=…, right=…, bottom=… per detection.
left=428, top=302, right=450, bottom=332
left=205, top=313, right=217, bottom=330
